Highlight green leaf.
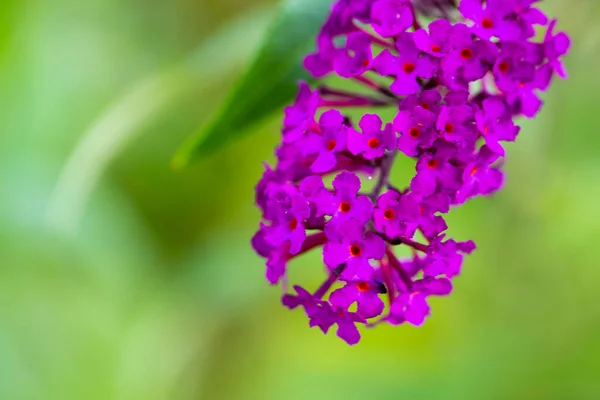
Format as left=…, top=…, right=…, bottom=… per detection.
left=172, top=0, right=331, bottom=169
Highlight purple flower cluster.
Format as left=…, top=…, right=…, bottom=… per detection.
left=253, top=0, right=569, bottom=345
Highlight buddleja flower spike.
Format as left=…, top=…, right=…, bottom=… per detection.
left=253, top=0, right=570, bottom=345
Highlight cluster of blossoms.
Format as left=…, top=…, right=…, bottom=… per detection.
left=252, top=0, right=569, bottom=345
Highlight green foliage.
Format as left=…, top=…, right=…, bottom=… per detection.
left=172, top=0, right=332, bottom=168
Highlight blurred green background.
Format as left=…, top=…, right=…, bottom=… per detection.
left=1, top=0, right=599, bottom=399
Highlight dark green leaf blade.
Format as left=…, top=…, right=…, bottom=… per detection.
left=172, top=0, right=331, bottom=168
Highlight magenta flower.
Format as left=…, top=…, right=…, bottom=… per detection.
left=282, top=82, right=319, bottom=143
left=411, top=142, right=462, bottom=197
left=389, top=277, right=452, bottom=325
left=252, top=226, right=290, bottom=284
left=331, top=171, right=373, bottom=224
left=323, top=219, right=385, bottom=281
left=399, top=90, right=442, bottom=113
left=475, top=97, right=520, bottom=156
left=456, top=145, right=504, bottom=203
left=373, top=33, right=437, bottom=95
left=414, top=19, right=454, bottom=58
left=492, top=41, right=536, bottom=94
left=370, top=0, right=413, bottom=38
left=300, top=109, right=348, bottom=173
left=348, top=114, right=396, bottom=160
left=436, top=104, right=477, bottom=147
left=458, top=0, right=522, bottom=41
left=253, top=0, right=569, bottom=345
left=373, top=190, right=419, bottom=239
left=299, top=175, right=336, bottom=218
left=424, top=235, right=476, bottom=278
left=263, top=190, right=309, bottom=255
left=283, top=285, right=367, bottom=345
left=334, top=32, right=373, bottom=78
left=394, top=106, right=437, bottom=157
left=329, top=280, right=386, bottom=318
left=441, top=28, right=497, bottom=89
left=543, top=19, right=571, bottom=80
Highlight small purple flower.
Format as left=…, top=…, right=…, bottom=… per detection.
left=263, top=190, right=309, bottom=255
left=459, top=0, right=522, bottom=41
left=512, top=0, right=549, bottom=40
left=411, top=141, right=462, bottom=197
left=475, top=97, right=520, bottom=156
left=253, top=227, right=290, bottom=284
left=329, top=280, right=386, bottom=318
left=543, top=19, right=571, bottom=81
left=370, top=0, right=413, bottom=38
left=323, top=219, right=385, bottom=281
left=504, top=66, right=551, bottom=118
left=435, top=104, right=477, bottom=148
left=416, top=193, right=449, bottom=240
left=299, top=175, right=336, bottom=218
left=389, top=277, right=453, bottom=326
left=324, top=304, right=366, bottom=345
left=282, top=285, right=316, bottom=311
left=283, top=285, right=366, bottom=345
left=394, top=106, right=437, bottom=157
left=333, top=32, right=373, bottom=78
left=255, top=164, right=283, bottom=216
left=399, top=90, right=442, bottom=113
left=414, top=19, right=454, bottom=57
left=331, top=171, right=373, bottom=224
left=373, top=190, right=420, bottom=239
left=456, top=145, right=504, bottom=203
left=348, top=114, right=396, bottom=159
left=373, top=33, right=437, bottom=95
left=304, top=37, right=338, bottom=78
left=424, top=235, right=476, bottom=278
left=493, top=41, right=536, bottom=94
left=300, top=109, right=348, bottom=173
left=283, top=82, right=319, bottom=143
left=441, top=25, right=497, bottom=89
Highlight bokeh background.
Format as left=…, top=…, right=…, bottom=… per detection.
left=1, top=0, right=599, bottom=399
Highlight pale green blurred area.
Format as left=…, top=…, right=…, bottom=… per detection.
left=1, top=0, right=600, bottom=398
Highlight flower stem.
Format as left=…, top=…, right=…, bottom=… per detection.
left=352, top=75, right=401, bottom=101
left=409, top=2, right=423, bottom=30
left=352, top=21, right=396, bottom=49
left=313, top=264, right=345, bottom=299
left=370, top=149, right=397, bottom=201
left=386, top=247, right=412, bottom=291
left=380, top=259, right=396, bottom=305
left=398, top=237, right=428, bottom=252
left=293, top=232, right=327, bottom=258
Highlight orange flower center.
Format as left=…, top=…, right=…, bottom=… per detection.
left=367, top=137, right=380, bottom=149
left=339, top=201, right=351, bottom=213
left=403, top=62, right=415, bottom=73
left=288, top=218, right=298, bottom=230
left=349, top=244, right=362, bottom=257
left=427, top=159, right=439, bottom=169
left=383, top=208, right=395, bottom=220
left=357, top=282, right=370, bottom=292
left=482, top=17, right=494, bottom=29
left=409, top=127, right=420, bottom=138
